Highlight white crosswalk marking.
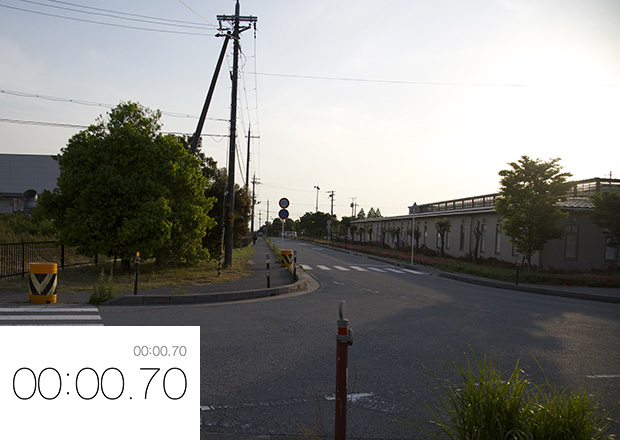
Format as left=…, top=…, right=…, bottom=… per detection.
left=350, top=266, right=367, bottom=272
left=334, top=266, right=350, bottom=271
left=368, top=267, right=387, bottom=273
left=317, top=265, right=331, bottom=271
left=384, top=268, right=404, bottom=274
left=402, top=269, right=424, bottom=274
left=0, top=307, right=103, bottom=326
left=301, top=265, right=313, bottom=270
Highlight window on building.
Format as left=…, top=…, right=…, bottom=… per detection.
left=564, top=225, right=579, bottom=260
left=480, top=224, right=487, bottom=253
left=459, top=224, right=465, bottom=252
left=423, top=224, right=427, bottom=246
left=446, top=231, right=451, bottom=249
left=604, top=238, right=618, bottom=262
left=495, top=224, right=502, bottom=255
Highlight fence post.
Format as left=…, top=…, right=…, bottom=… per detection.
left=335, top=300, right=353, bottom=440
left=21, top=241, right=25, bottom=278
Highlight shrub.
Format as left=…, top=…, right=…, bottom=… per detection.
left=420, top=352, right=612, bottom=440
left=89, top=268, right=116, bottom=305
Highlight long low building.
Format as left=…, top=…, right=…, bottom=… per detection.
left=350, top=178, right=619, bottom=271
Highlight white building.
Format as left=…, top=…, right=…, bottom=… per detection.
left=350, top=178, right=619, bottom=271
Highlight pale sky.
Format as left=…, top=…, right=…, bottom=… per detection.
left=1, top=0, right=619, bottom=222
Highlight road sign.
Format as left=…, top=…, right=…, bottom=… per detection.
left=278, top=209, right=289, bottom=220
left=279, top=198, right=290, bottom=209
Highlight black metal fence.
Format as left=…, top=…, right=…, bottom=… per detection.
left=0, top=241, right=96, bottom=279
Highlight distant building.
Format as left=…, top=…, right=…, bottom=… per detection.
left=0, top=154, right=60, bottom=213
left=350, top=178, right=620, bottom=271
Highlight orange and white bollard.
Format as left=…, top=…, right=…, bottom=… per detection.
left=335, top=300, right=353, bottom=440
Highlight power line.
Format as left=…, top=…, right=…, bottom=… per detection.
left=21, top=0, right=214, bottom=30
left=0, top=117, right=229, bottom=138
left=251, top=72, right=620, bottom=88
left=49, top=0, right=216, bottom=27
left=0, top=89, right=227, bottom=121
left=0, top=4, right=215, bottom=36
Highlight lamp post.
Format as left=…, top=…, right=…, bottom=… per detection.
left=314, top=185, right=320, bottom=212
left=410, top=202, right=417, bottom=265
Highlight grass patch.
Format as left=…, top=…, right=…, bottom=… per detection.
left=402, top=352, right=613, bottom=439
left=0, top=246, right=255, bottom=293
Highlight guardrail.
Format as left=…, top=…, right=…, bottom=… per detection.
left=0, top=241, right=96, bottom=279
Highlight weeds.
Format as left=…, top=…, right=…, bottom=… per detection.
left=89, top=268, right=116, bottom=305
left=417, top=352, right=613, bottom=439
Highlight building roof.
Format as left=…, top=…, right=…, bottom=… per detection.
left=0, top=154, right=59, bottom=195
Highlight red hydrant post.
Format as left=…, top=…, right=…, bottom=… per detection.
left=335, top=300, right=353, bottom=440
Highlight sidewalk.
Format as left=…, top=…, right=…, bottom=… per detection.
left=0, top=238, right=309, bottom=306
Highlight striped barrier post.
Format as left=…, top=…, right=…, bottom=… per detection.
left=280, top=249, right=293, bottom=267
left=29, top=262, right=57, bottom=304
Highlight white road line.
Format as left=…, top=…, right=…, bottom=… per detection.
left=0, top=307, right=98, bottom=313
left=334, top=266, right=350, bottom=271
left=586, top=374, right=620, bottom=379
left=368, top=267, right=386, bottom=273
left=350, top=266, right=367, bottom=272
left=317, top=265, right=331, bottom=271
left=0, top=315, right=102, bottom=321
left=384, top=268, right=404, bottom=274
left=324, top=392, right=374, bottom=402
left=301, top=265, right=313, bottom=270
left=402, top=269, right=424, bottom=274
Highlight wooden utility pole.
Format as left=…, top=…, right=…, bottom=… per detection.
left=218, top=1, right=257, bottom=268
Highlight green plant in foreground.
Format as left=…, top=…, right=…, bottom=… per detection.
left=411, top=352, right=613, bottom=439
left=89, top=268, right=116, bottom=305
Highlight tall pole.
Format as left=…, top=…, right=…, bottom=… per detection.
left=245, top=126, right=251, bottom=189
left=219, top=1, right=257, bottom=268
left=190, top=34, right=230, bottom=155
left=224, top=0, right=240, bottom=268
left=314, top=185, right=320, bottom=212
left=410, top=202, right=417, bottom=265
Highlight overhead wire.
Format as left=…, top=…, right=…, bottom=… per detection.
left=0, top=3, right=216, bottom=36
left=0, top=89, right=228, bottom=121
left=48, top=0, right=216, bottom=27
left=20, top=0, right=214, bottom=30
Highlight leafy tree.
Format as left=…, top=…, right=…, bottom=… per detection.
left=39, top=102, right=215, bottom=266
left=177, top=137, right=252, bottom=259
left=357, top=208, right=366, bottom=219
left=495, top=156, right=572, bottom=268
left=375, top=208, right=382, bottom=218
left=435, top=218, right=451, bottom=256
left=368, top=207, right=376, bottom=218
left=590, top=190, right=620, bottom=247
left=298, top=211, right=332, bottom=238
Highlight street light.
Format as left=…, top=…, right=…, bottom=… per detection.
left=314, top=184, right=320, bottom=212
left=410, top=202, right=417, bottom=265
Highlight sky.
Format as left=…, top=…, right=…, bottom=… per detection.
left=1, top=0, right=619, bottom=223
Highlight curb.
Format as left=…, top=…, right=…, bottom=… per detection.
left=438, top=272, right=620, bottom=304
left=102, top=272, right=310, bottom=306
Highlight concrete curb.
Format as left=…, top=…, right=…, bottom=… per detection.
left=438, top=272, right=620, bottom=303
left=103, top=271, right=310, bottom=306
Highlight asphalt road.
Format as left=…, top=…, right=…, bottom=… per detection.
left=99, top=239, right=620, bottom=439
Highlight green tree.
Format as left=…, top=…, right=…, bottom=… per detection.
left=357, top=208, right=366, bottom=219
left=495, top=156, right=572, bottom=268
left=39, top=102, right=215, bottom=266
left=435, top=218, right=451, bottom=256
left=368, top=207, right=377, bottom=218
left=298, top=211, right=331, bottom=238
left=590, top=190, right=620, bottom=247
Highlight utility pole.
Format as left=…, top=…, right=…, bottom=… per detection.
left=350, top=197, right=357, bottom=217
left=251, top=174, right=261, bottom=233
left=314, top=184, right=320, bottom=212
left=327, top=191, right=335, bottom=217
left=245, top=126, right=251, bottom=189
left=218, top=1, right=257, bottom=268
